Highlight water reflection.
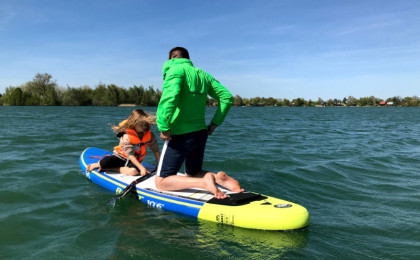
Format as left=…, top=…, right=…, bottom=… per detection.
left=106, top=196, right=309, bottom=259
left=195, top=219, right=308, bottom=259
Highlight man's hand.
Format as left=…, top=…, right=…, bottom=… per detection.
left=207, top=123, right=217, bottom=135
left=160, top=130, right=172, bottom=141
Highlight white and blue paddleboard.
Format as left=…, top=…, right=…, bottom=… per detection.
left=79, top=147, right=309, bottom=231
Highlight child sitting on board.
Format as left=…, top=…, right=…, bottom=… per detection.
left=86, top=109, right=160, bottom=176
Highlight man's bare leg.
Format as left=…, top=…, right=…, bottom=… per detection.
left=155, top=172, right=227, bottom=199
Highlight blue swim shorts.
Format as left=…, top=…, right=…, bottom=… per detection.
left=157, top=129, right=208, bottom=178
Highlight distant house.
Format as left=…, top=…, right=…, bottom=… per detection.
left=379, top=101, right=387, bottom=106
left=387, top=102, right=394, bottom=106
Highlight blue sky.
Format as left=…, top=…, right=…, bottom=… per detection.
left=1, top=0, right=419, bottom=100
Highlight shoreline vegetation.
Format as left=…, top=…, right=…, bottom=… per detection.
left=1, top=73, right=419, bottom=107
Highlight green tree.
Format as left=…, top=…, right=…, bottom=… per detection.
left=266, top=97, right=277, bottom=106
left=250, top=97, right=262, bottom=106
left=233, top=95, right=243, bottom=106
left=140, top=86, right=156, bottom=106
left=326, top=99, right=334, bottom=106
left=153, top=87, right=162, bottom=105
left=206, top=97, right=219, bottom=106
left=92, top=84, right=107, bottom=105
left=105, top=84, right=120, bottom=106
left=315, top=97, right=324, bottom=106
left=411, top=96, right=420, bottom=107
left=347, top=96, right=358, bottom=106
left=117, top=87, right=129, bottom=104
left=44, top=84, right=60, bottom=105
left=305, top=99, right=313, bottom=107
left=9, top=87, right=26, bottom=105
left=22, top=73, right=60, bottom=105
left=129, top=85, right=145, bottom=104
left=61, top=86, right=93, bottom=106
left=387, top=96, right=402, bottom=106
left=292, top=98, right=306, bottom=106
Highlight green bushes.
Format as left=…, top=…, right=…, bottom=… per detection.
left=0, top=73, right=162, bottom=106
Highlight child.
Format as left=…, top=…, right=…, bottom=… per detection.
left=86, top=109, right=160, bottom=176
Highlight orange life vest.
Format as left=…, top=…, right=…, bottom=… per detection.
left=114, top=129, right=152, bottom=162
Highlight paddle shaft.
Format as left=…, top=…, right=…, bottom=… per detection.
left=111, top=172, right=156, bottom=202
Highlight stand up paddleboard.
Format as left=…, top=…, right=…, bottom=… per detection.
left=79, top=147, right=309, bottom=231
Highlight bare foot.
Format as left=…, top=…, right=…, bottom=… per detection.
left=203, top=172, right=227, bottom=199
left=215, top=171, right=244, bottom=193
left=86, top=163, right=100, bottom=173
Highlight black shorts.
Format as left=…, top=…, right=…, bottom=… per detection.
left=157, top=129, right=208, bottom=178
left=99, top=155, right=140, bottom=172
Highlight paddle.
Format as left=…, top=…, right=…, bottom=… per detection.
left=108, top=171, right=156, bottom=205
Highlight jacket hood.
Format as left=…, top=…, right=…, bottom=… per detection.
left=162, top=58, right=193, bottom=80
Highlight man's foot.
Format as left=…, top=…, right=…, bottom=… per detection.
left=215, top=171, right=244, bottom=193
left=203, top=172, right=228, bottom=199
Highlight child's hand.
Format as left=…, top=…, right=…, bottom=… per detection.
left=139, top=165, right=149, bottom=176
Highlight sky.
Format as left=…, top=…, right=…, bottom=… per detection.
left=1, top=0, right=419, bottom=100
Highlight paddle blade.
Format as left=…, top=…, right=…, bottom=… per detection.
left=107, top=172, right=156, bottom=205
left=108, top=180, right=137, bottom=205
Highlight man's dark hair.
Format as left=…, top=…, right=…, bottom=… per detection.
left=169, top=47, right=190, bottom=59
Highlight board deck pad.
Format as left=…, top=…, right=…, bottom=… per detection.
left=207, top=192, right=267, bottom=206
left=103, top=169, right=236, bottom=202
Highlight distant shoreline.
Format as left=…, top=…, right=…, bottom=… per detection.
left=1, top=73, right=419, bottom=107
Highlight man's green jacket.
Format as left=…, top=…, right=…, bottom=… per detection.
left=156, top=58, right=233, bottom=135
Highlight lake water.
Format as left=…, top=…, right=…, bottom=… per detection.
left=1, top=106, right=419, bottom=259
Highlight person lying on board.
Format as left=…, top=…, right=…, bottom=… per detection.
left=155, top=47, right=243, bottom=199
left=86, top=109, right=160, bottom=176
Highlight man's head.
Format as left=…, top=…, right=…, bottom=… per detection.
left=169, top=47, right=190, bottom=60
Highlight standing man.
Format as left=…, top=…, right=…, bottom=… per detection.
left=155, top=47, right=243, bottom=199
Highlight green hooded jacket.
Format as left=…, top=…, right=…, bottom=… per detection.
left=156, top=58, right=233, bottom=135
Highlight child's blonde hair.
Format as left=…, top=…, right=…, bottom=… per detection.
left=112, top=109, right=156, bottom=133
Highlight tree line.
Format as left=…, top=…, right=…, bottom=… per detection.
left=1, top=73, right=419, bottom=107
left=0, top=73, right=162, bottom=106
left=227, top=95, right=420, bottom=107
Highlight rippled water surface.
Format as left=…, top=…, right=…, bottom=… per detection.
left=1, top=106, right=419, bottom=259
